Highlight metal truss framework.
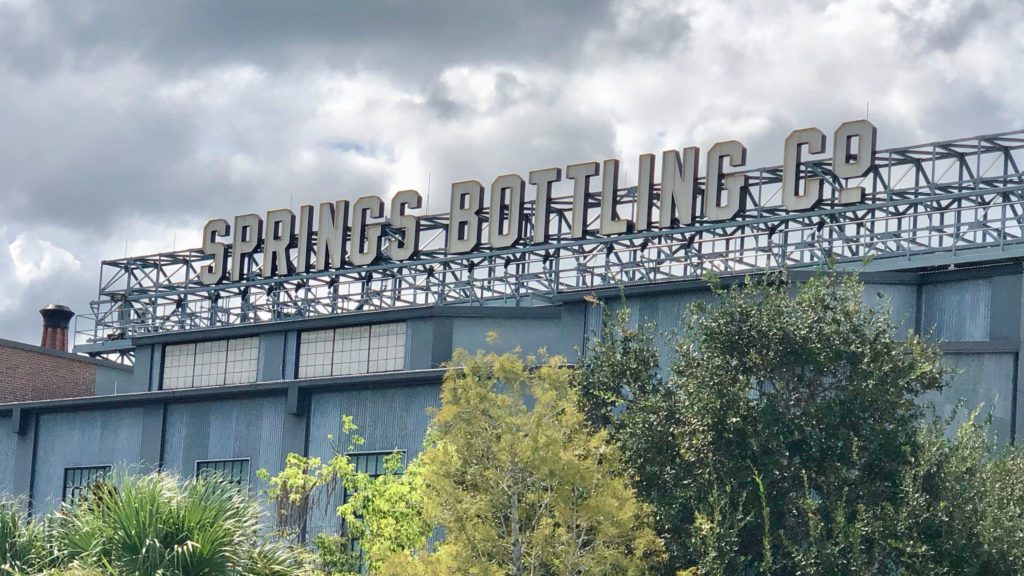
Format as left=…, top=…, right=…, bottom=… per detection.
left=78, top=130, right=1024, bottom=360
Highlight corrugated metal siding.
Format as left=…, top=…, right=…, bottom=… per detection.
left=605, top=291, right=714, bottom=375
left=162, top=396, right=286, bottom=493
left=305, top=383, right=441, bottom=537
left=0, top=416, right=13, bottom=495
left=32, top=408, right=146, bottom=514
left=451, top=317, right=565, bottom=357
left=921, top=279, right=991, bottom=341
left=582, top=301, right=604, bottom=355
left=862, top=283, right=918, bottom=339
left=922, top=353, right=1016, bottom=441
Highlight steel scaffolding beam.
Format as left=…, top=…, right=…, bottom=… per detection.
left=77, top=130, right=1024, bottom=361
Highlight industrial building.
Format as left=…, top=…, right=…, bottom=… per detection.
left=2, top=126, right=1023, bottom=540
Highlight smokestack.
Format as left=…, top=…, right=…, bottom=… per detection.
left=40, top=304, right=74, bottom=352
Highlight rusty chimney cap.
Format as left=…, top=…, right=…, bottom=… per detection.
left=39, top=304, right=74, bottom=329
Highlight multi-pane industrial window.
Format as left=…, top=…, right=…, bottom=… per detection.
left=63, top=465, right=111, bottom=505
left=297, top=323, right=406, bottom=378
left=196, top=459, right=251, bottom=488
left=163, top=337, right=259, bottom=389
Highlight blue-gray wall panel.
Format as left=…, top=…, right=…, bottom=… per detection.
left=921, top=279, right=991, bottom=341
left=0, top=416, right=14, bottom=496
left=131, top=345, right=154, bottom=394
left=258, top=333, right=286, bottom=382
left=607, top=291, right=715, bottom=374
left=305, top=383, right=441, bottom=537
left=32, top=408, right=147, bottom=514
left=922, top=352, right=1016, bottom=441
left=862, top=283, right=918, bottom=338
left=583, top=300, right=603, bottom=354
left=451, top=317, right=566, bottom=358
left=161, top=396, right=286, bottom=495
left=94, top=365, right=134, bottom=396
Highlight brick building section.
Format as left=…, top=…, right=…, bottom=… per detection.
left=0, top=341, right=95, bottom=403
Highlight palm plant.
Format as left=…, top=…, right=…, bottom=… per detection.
left=51, top=471, right=300, bottom=576
left=0, top=497, right=53, bottom=575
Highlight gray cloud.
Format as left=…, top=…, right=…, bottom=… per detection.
left=1, top=1, right=616, bottom=81
left=0, top=0, right=1023, bottom=347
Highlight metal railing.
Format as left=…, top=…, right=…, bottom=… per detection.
left=76, top=130, right=1024, bottom=360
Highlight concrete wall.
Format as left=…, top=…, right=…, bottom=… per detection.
left=862, top=283, right=918, bottom=338
left=94, top=364, right=134, bottom=396
left=2, top=266, right=1023, bottom=524
left=921, top=278, right=992, bottom=341
left=605, top=290, right=715, bottom=373
left=589, top=273, right=1020, bottom=442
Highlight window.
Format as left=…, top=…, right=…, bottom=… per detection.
left=368, top=323, right=406, bottom=373
left=63, top=466, right=111, bottom=505
left=162, top=337, right=259, bottom=389
left=341, top=451, right=407, bottom=506
left=349, top=451, right=406, bottom=482
left=196, top=459, right=251, bottom=488
left=298, top=323, right=406, bottom=378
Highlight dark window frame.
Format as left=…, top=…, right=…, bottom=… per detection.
left=62, top=465, right=112, bottom=504
left=195, top=458, right=252, bottom=488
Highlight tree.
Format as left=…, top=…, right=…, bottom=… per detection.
left=258, top=415, right=366, bottom=544
left=876, top=412, right=1024, bottom=574
left=574, top=271, right=949, bottom=573
left=336, top=452, right=431, bottom=573
left=374, top=348, right=664, bottom=575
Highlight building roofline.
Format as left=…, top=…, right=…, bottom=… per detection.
left=126, top=302, right=563, bottom=346
left=0, top=337, right=132, bottom=372
left=550, top=259, right=1024, bottom=303
left=0, top=367, right=448, bottom=418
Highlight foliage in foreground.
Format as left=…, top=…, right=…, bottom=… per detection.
left=256, top=413, right=429, bottom=576
left=573, top=270, right=1024, bottom=575
left=378, top=349, right=664, bottom=575
left=12, top=269, right=1024, bottom=575
left=262, top=348, right=665, bottom=575
left=0, top=472, right=302, bottom=576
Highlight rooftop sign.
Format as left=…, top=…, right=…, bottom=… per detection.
left=80, top=124, right=1024, bottom=353
left=199, top=120, right=877, bottom=284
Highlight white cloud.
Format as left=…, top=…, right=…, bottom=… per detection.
left=0, top=0, right=1023, bottom=344
left=8, top=232, right=80, bottom=284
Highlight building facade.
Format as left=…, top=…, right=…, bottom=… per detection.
left=2, top=125, right=1023, bottom=535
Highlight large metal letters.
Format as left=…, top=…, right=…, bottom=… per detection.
left=199, top=119, right=878, bottom=284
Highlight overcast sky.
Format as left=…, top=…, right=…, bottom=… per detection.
left=0, top=0, right=1020, bottom=347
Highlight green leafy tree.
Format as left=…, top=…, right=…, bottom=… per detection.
left=337, top=453, right=431, bottom=573
left=258, top=415, right=430, bottom=575
left=875, top=412, right=1024, bottom=575
left=257, top=415, right=369, bottom=574
left=575, top=271, right=949, bottom=573
left=375, top=349, right=664, bottom=575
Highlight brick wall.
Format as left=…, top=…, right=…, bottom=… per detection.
left=0, top=344, right=95, bottom=403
